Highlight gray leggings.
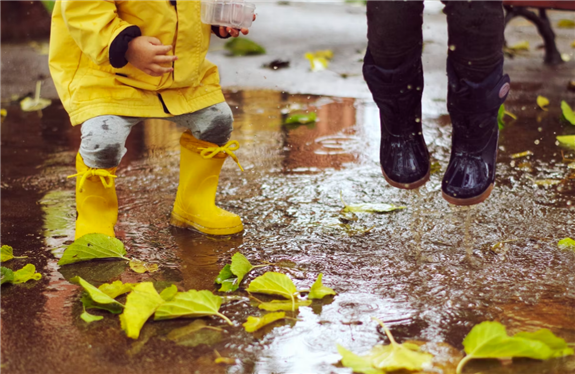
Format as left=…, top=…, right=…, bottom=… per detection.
left=79, top=102, right=233, bottom=169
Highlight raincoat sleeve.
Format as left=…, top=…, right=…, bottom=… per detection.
left=60, top=0, right=138, bottom=66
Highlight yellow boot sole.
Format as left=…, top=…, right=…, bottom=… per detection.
left=170, top=210, right=244, bottom=236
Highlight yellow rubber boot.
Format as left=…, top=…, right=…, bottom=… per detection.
left=170, top=131, right=244, bottom=235
left=68, top=153, right=118, bottom=240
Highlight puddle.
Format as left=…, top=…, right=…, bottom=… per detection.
left=1, top=88, right=575, bottom=374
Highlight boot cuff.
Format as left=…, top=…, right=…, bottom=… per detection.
left=180, top=131, right=227, bottom=158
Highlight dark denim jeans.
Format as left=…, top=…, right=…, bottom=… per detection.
left=366, top=0, right=504, bottom=83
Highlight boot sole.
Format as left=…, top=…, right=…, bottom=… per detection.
left=381, top=168, right=430, bottom=190
left=442, top=183, right=494, bottom=206
left=170, top=211, right=244, bottom=236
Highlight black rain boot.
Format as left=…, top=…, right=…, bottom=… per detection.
left=442, top=60, right=510, bottom=205
left=362, top=48, right=430, bottom=189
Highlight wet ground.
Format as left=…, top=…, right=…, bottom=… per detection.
left=2, top=61, right=575, bottom=374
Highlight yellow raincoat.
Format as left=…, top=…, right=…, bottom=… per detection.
left=49, top=1, right=225, bottom=126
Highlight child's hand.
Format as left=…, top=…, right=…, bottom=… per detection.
left=217, top=14, right=256, bottom=38
left=125, top=36, right=177, bottom=77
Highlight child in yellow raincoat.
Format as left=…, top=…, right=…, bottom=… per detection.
left=49, top=1, right=251, bottom=239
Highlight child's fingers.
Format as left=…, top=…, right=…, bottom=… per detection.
left=146, top=64, right=173, bottom=76
left=147, top=36, right=163, bottom=45
left=219, top=26, right=228, bottom=37
left=153, top=55, right=178, bottom=64
left=153, top=44, right=173, bottom=55
left=240, top=28, right=249, bottom=35
left=227, top=27, right=239, bottom=37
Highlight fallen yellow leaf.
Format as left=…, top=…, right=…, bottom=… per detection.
left=536, top=95, right=549, bottom=111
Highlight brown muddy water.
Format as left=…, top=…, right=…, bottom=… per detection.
left=1, top=86, right=575, bottom=374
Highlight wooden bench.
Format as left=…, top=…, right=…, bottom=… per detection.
left=503, top=0, right=575, bottom=65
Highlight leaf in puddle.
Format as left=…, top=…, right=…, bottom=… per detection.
left=285, top=112, right=317, bottom=125
left=497, top=104, right=517, bottom=129
left=1, top=245, right=14, bottom=262
left=167, top=320, right=223, bottom=347
left=159, top=284, right=178, bottom=301
left=230, top=252, right=253, bottom=285
left=561, top=101, right=575, bottom=125
left=215, top=264, right=234, bottom=284
left=246, top=272, right=298, bottom=311
left=533, top=179, right=562, bottom=187
left=243, top=312, right=287, bottom=332
left=1, top=267, right=14, bottom=285
left=537, top=96, right=550, bottom=111
left=558, top=19, right=575, bottom=28
left=558, top=238, right=575, bottom=251
left=337, top=345, right=386, bottom=374
left=98, top=280, right=134, bottom=299
left=80, top=309, right=104, bottom=323
left=258, top=299, right=312, bottom=311
left=511, top=150, right=533, bottom=159
left=129, top=259, right=158, bottom=274
left=72, top=276, right=124, bottom=308
left=305, top=50, right=333, bottom=72
left=514, top=329, right=574, bottom=358
left=337, top=318, right=432, bottom=374
left=430, top=162, right=441, bottom=174
left=340, top=192, right=405, bottom=213
left=508, top=40, right=529, bottom=51
left=219, top=278, right=239, bottom=292
left=58, top=233, right=128, bottom=266
left=224, top=38, right=266, bottom=56
left=81, top=293, right=123, bottom=314
left=154, top=290, right=232, bottom=325
left=120, top=282, right=165, bottom=339
left=20, top=81, right=51, bottom=111
left=456, top=321, right=566, bottom=374
left=12, top=264, right=42, bottom=284
left=557, top=135, right=575, bottom=150
left=308, top=273, right=336, bottom=299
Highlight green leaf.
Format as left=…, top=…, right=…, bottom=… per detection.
left=219, top=278, right=239, bottom=292
left=13, top=264, right=42, bottom=284
left=215, top=264, right=234, bottom=284
left=258, top=299, right=311, bottom=311
left=308, top=273, right=336, bottom=299
left=81, top=293, right=123, bottom=314
left=224, top=38, right=266, bottom=56
left=120, top=282, right=165, bottom=339
left=285, top=112, right=317, bottom=125
left=558, top=238, right=575, bottom=251
left=508, top=40, right=530, bottom=51
left=537, top=95, right=550, bottom=111
left=230, top=252, right=253, bottom=285
left=154, top=290, right=232, bottom=325
left=166, top=320, right=223, bottom=347
left=41, top=0, right=55, bottom=13
left=340, top=193, right=405, bottom=214
left=557, top=135, right=575, bottom=149
left=72, top=276, right=123, bottom=305
left=129, top=259, right=159, bottom=273
left=457, top=321, right=555, bottom=374
left=80, top=309, right=104, bottom=323
left=337, top=345, right=386, bottom=374
left=1, top=267, right=14, bottom=285
left=58, top=233, right=128, bottom=266
left=514, top=329, right=574, bottom=358
left=561, top=101, right=575, bottom=125
left=243, top=312, right=287, bottom=332
left=160, top=284, right=178, bottom=301
left=1, top=245, right=14, bottom=262
left=98, top=280, right=134, bottom=299
left=498, top=104, right=506, bottom=129
left=246, top=272, right=298, bottom=311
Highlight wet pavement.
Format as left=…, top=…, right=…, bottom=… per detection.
left=2, top=62, right=575, bottom=374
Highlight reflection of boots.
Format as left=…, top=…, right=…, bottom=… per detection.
left=68, top=153, right=118, bottom=239
left=442, top=61, right=510, bottom=205
left=363, top=48, right=429, bottom=189
left=170, top=131, right=244, bottom=236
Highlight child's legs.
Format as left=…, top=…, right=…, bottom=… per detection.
left=366, top=0, right=424, bottom=69
left=79, top=115, right=141, bottom=169
left=170, top=102, right=233, bottom=146
left=443, top=1, right=504, bottom=82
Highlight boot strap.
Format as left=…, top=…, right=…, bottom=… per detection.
left=198, top=140, right=244, bottom=172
